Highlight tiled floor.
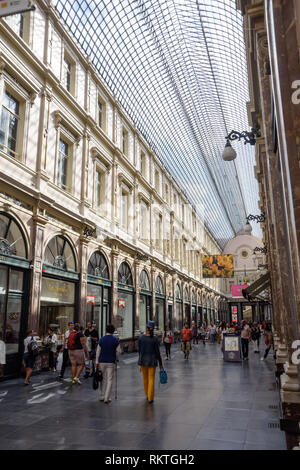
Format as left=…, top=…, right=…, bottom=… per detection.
left=0, top=341, right=287, bottom=450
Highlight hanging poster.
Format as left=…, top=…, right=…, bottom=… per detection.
left=232, top=284, right=249, bottom=298
left=0, top=0, right=35, bottom=17
left=202, top=254, right=234, bottom=278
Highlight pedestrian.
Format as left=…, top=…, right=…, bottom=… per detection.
left=192, top=321, right=198, bottom=345
left=199, top=323, right=206, bottom=345
left=261, top=324, right=273, bottom=361
left=45, top=327, right=57, bottom=371
left=180, top=322, right=193, bottom=359
left=209, top=322, right=217, bottom=343
left=96, top=324, right=120, bottom=404
left=23, top=330, right=40, bottom=385
left=162, top=325, right=173, bottom=360
left=138, top=320, right=163, bottom=404
left=84, top=321, right=99, bottom=378
left=68, top=323, right=90, bottom=384
left=251, top=322, right=261, bottom=353
left=58, top=321, right=74, bottom=379
left=241, top=320, right=251, bottom=360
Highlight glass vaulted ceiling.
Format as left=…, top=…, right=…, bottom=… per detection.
left=54, top=0, right=262, bottom=249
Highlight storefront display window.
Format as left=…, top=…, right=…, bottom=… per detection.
left=156, top=298, right=164, bottom=332
left=116, top=292, right=133, bottom=339
left=40, top=277, right=75, bottom=345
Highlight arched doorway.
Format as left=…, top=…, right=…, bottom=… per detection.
left=40, top=235, right=79, bottom=344
left=0, top=212, right=30, bottom=377
left=116, top=262, right=134, bottom=340
left=87, top=251, right=111, bottom=338
left=155, top=275, right=165, bottom=333
left=139, top=269, right=151, bottom=334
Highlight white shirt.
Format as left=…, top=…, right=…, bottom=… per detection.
left=0, top=340, right=6, bottom=364
left=64, top=330, right=71, bottom=349
left=24, top=336, right=40, bottom=354
left=46, top=334, right=57, bottom=353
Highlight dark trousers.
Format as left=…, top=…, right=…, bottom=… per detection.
left=164, top=343, right=171, bottom=357
left=264, top=345, right=272, bottom=359
left=193, top=336, right=198, bottom=344
left=60, top=349, right=69, bottom=377
left=241, top=338, right=249, bottom=359
left=49, top=351, right=55, bottom=369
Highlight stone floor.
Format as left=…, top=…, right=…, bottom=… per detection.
left=0, top=341, right=286, bottom=450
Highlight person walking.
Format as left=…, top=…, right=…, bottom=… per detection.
left=45, top=327, right=57, bottom=371
left=251, top=322, right=261, bottom=354
left=68, top=323, right=90, bottom=385
left=162, top=325, right=173, bottom=360
left=23, top=330, right=40, bottom=385
left=192, top=321, right=198, bottom=345
left=58, top=321, right=74, bottom=379
left=181, top=322, right=193, bottom=359
left=138, top=320, right=163, bottom=404
left=209, top=322, right=217, bottom=343
left=84, top=321, right=99, bottom=378
left=261, top=324, right=273, bottom=361
left=96, top=324, right=120, bottom=404
left=199, top=323, right=206, bottom=346
left=241, top=320, right=251, bottom=360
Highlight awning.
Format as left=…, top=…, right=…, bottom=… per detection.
left=242, top=272, right=271, bottom=301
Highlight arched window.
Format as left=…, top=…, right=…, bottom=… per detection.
left=44, top=235, right=76, bottom=271
left=175, top=283, right=181, bottom=300
left=118, top=261, right=133, bottom=286
left=192, top=291, right=196, bottom=304
left=155, top=275, right=164, bottom=295
left=140, top=270, right=150, bottom=290
left=88, top=251, right=109, bottom=279
left=198, top=293, right=201, bottom=306
left=0, top=212, right=27, bottom=258
left=184, top=287, right=189, bottom=303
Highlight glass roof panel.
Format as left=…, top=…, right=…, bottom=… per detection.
left=54, top=0, right=262, bottom=248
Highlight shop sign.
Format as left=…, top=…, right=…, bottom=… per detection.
left=223, top=333, right=242, bottom=362
left=41, top=278, right=75, bottom=304
left=0, top=0, right=35, bottom=17
left=118, top=299, right=126, bottom=309
left=232, top=284, right=249, bottom=298
left=86, top=295, right=95, bottom=305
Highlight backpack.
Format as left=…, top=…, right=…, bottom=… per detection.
left=67, top=331, right=78, bottom=350
left=28, top=337, right=39, bottom=358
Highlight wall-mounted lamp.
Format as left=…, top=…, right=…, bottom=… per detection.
left=222, top=124, right=261, bottom=161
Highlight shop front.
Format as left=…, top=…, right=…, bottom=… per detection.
left=175, top=283, right=183, bottom=333
left=39, top=236, right=79, bottom=349
left=0, top=212, right=30, bottom=378
left=184, top=287, right=190, bottom=326
left=86, top=251, right=111, bottom=338
left=202, top=305, right=208, bottom=326
left=116, top=262, right=134, bottom=345
left=155, top=275, right=165, bottom=334
left=139, top=270, right=152, bottom=334
left=197, top=293, right=202, bottom=327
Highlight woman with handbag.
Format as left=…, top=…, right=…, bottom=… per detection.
left=138, top=321, right=163, bottom=404
left=45, top=327, right=57, bottom=371
left=162, top=325, right=173, bottom=360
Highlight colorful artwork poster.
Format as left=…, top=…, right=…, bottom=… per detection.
left=224, top=336, right=239, bottom=352
left=202, top=254, right=234, bottom=278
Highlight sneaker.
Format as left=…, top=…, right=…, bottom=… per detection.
left=72, top=379, right=76, bottom=384
left=104, top=399, right=112, bottom=404
left=99, top=397, right=105, bottom=402
left=260, top=357, right=265, bottom=361
left=76, top=379, right=82, bottom=385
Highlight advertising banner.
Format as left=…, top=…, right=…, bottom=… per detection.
left=0, top=0, right=35, bottom=17
left=202, top=254, right=234, bottom=278
left=232, top=284, right=249, bottom=298
left=223, top=333, right=242, bottom=362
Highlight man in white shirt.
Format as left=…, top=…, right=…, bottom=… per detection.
left=58, top=321, right=74, bottom=379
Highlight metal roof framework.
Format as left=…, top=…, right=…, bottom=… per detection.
left=54, top=0, right=262, bottom=248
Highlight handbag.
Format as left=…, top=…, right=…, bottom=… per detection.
left=168, top=335, right=173, bottom=344
left=92, top=368, right=103, bottom=390
left=159, top=368, right=168, bottom=385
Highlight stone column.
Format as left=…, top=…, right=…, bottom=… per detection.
left=78, top=235, right=89, bottom=326
left=28, top=213, right=48, bottom=331
left=110, top=245, right=119, bottom=323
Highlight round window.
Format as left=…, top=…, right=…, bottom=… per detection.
left=241, top=250, right=249, bottom=259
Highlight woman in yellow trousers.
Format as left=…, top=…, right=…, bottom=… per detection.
left=138, top=321, right=163, bottom=404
